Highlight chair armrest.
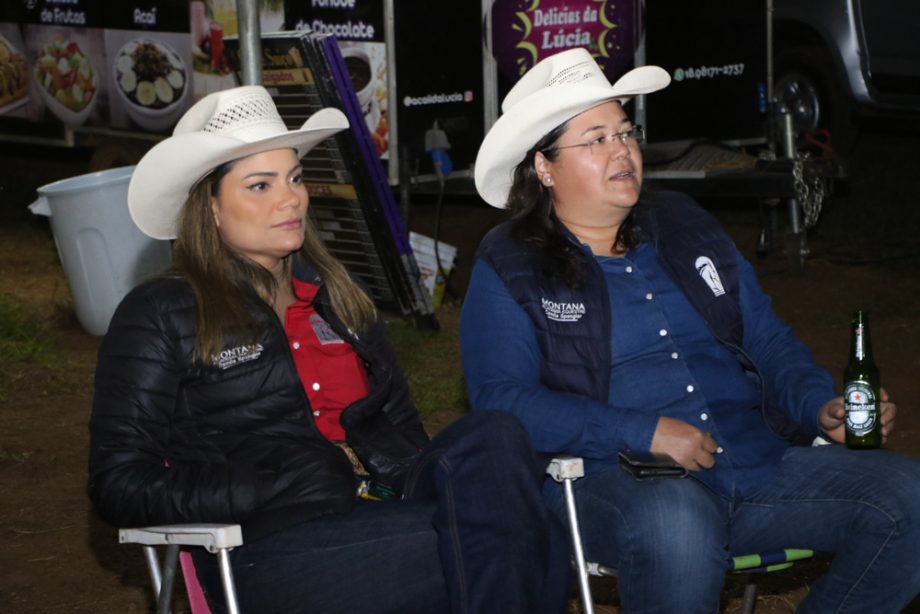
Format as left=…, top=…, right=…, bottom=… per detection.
left=119, top=523, right=243, bottom=553
left=546, top=455, right=585, bottom=482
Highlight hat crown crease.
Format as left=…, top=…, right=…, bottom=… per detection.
left=545, top=60, right=598, bottom=87
left=503, top=54, right=606, bottom=112
left=202, top=93, right=287, bottom=141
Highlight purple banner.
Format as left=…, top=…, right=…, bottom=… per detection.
left=491, top=0, right=635, bottom=83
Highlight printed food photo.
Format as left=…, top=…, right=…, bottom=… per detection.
left=33, top=35, right=97, bottom=125
left=113, top=38, right=187, bottom=131
left=0, top=34, right=29, bottom=114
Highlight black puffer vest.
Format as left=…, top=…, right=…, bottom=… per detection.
left=477, top=190, right=806, bottom=442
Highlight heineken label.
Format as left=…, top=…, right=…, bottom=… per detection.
left=844, top=381, right=878, bottom=436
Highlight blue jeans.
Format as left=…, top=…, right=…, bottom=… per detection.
left=195, top=412, right=571, bottom=613
left=543, top=445, right=920, bottom=613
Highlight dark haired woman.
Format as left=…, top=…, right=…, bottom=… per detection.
left=88, top=86, right=570, bottom=614
left=462, top=48, right=920, bottom=612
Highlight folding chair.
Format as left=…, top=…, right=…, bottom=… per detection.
left=547, top=456, right=814, bottom=614
left=119, top=523, right=243, bottom=614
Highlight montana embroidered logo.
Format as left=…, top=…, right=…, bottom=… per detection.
left=695, top=256, right=726, bottom=297
left=541, top=298, right=586, bottom=322
left=212, top=343, right=264, bottom=370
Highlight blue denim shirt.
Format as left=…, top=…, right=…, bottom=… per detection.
left=461, top=241, right=835, bottom=499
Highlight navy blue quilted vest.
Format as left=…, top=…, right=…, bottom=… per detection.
left=477, top=190, right=805, bottom=442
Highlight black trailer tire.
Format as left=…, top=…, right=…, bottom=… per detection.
left=774, top=46, right=855, bottom=153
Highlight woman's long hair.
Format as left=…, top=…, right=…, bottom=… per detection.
left=172, top=161, right=376, bottom=363
left=506, top=120, right=640, bottom=288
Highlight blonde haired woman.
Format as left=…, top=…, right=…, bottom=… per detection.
left=89, top=86, right=569, bottom=613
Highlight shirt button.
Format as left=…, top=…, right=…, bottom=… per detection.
left=700, top=412, right=709, bottom=421
left=671, top=352, right=679, bottom=359
left=659, top=329, right=668, bottom=337
left=313, top=410, right=320, bottom=417
left=311, top=382, right=320, bottom=391
left=625, top=266, right=633, bottom=273
left=645, top=292, right=653, bottom=300
left=686, top=384, right=695, bottom=393
left=291, top=341, right=300, bottom=350
left=716, top=446, right=724, bottom=454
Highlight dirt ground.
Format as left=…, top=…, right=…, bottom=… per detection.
left=2, top=121, right=920, bottom=613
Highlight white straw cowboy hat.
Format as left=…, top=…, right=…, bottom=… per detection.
left=474, top=48, right=671, bottom=208
left=128, top=85, right=349, bottom=239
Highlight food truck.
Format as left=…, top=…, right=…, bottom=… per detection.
left=1, top=0, right=795, bottom=183
left=1, top=0, right=826, bottom=324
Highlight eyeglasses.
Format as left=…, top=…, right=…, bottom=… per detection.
left=548, top=125, right=645, bottom=156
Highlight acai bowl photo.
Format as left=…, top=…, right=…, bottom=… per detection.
left=113, top=38, right=188, bottom=131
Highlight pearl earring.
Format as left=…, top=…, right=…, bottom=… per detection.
left=543, top=175, right=552, bottom=185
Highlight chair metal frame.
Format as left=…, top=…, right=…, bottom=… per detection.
left=119, top=523, right=243, bottom=614
left=547, top=456, right=813, bottom=614
left=120, top=459, right=814, bottom=614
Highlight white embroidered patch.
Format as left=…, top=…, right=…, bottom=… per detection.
left=695, top=256, right=726, bottom=297
left=212, top=343, right=264, bottom=370
left=541, top=297, right=586, bottom=322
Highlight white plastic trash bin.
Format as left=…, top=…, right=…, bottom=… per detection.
left=29, top=166, right=172, bottom=336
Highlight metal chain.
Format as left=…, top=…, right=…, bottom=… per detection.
left=793, top=152, right=826, bottom=228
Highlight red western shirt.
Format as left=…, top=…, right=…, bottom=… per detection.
left=284, top=278, right=370, bottom=441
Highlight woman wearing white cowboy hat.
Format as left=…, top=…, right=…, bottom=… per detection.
left=462, top=48, right=920, bottom=611
left=88, top=85, right=571, bottom=613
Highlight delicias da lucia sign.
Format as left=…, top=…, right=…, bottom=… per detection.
left=490, top=0, right=635, bottom=83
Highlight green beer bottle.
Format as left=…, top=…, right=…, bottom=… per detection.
left=843, top=310, right=882, bottom=449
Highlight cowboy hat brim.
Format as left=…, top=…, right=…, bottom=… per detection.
left=474, top=65, right=671, bottom=208
left=128, top=107, right=349, bottom=240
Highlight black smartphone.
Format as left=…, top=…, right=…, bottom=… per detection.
left=618, top=450, right=688, bottom=480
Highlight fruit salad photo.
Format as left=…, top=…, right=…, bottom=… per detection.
left=34, top=36, right=96, bottom=113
